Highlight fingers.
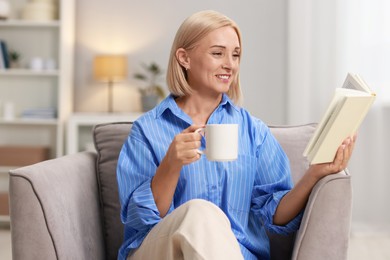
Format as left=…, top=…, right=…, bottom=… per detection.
left=167, top=125, right=204, bottom=166
left=173, top=143, right=201, bottom=165
left=179, top=125, right=204, bottom=142
left=179, top=149, right=201, bottom=163
left=175, top=132, right=202, bottom=145
left=182, top=124, right=205, bottom=134
left=330, top=144, right=345, bottom=172
left=305, top=134, right=357, bottom=179
left=330, top=135, right=355, bottom=172
left=342, top=138, right=352, bottom=167
left=165, top=145, right=200, bottom=166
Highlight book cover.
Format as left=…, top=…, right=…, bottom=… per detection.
left=303, top=73, right=376, bottom=164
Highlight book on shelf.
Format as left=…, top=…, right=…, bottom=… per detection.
left=0, top=40, right=9, bottom=69
left=21, top=107, right=57, bottom=119
left=303, top=73, right=376, bottom=164
left=0, top=48, right=4, bottom=69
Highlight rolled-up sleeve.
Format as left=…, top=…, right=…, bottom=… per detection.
left=251, top=125, right=302, bottom=235
left=125, top=179, right=160, bottom=228
left=116, top=122, right=163, bottom=247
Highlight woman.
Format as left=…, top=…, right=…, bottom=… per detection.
left=117, top=10, right=355, bottom=260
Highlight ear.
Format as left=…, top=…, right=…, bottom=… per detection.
left=176, top=48, right=190, bottom=70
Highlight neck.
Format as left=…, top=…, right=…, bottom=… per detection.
left=176, top=93, right=223, bottom=125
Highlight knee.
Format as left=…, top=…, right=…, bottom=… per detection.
left=179, top=199, right=230, bottom=225
left=182, top=199, right=219, bottom=212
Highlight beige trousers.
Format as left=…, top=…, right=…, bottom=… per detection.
left=128, top=199, right=244, bottom=260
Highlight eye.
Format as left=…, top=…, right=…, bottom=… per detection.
left=212, top=52, right=223, bottom=56
left=233, top=53, right=240, bottom=59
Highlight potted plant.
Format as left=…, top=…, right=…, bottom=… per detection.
left=134, top=62, right=166, bottom=111
left=8, top=50, right=21, bottom=68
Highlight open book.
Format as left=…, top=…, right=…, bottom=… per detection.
left=303, top=73, right=376, bottom=164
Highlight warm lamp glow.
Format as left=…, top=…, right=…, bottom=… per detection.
left=93, top=55, right=128, bottom=112
left=93, top=55, right=127, bottom=82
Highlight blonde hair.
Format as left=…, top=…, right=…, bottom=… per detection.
left=167, top=10, right=243, bottom=104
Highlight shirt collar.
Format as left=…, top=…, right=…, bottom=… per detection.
left=220, top=93, right=239, bottom=112
left=155, top=93, right=239, bottom=119
left=155, top=94, right=182, bottom=119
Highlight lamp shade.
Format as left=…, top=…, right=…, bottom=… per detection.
left=93, top=55, right=127, bottom=82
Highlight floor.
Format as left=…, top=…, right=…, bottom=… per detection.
left=1, top=223, right=390, bottom=260
left=348, top=232, right=390, bottom=260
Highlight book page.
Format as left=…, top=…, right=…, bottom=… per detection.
left=342, top=73, right=371, bottom=93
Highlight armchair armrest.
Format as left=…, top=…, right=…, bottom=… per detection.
left=9, top=151, right=105, bottom=260
left=292, top=170, right=352, bottom=260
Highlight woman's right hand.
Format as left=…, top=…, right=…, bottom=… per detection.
left=164, top=125, right=204, bottom=168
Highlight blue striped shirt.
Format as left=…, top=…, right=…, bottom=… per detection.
left=117, top=94, right=301, bottom=260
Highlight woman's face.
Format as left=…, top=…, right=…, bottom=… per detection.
left=186, top=26, right=240, bottom=96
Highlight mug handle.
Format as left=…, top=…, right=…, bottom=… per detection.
left=195, top=127, right=205, bottom=155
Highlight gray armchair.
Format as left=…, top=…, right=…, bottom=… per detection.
left=9, top=122, right=352, bottom=260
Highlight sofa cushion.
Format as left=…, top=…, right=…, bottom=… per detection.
left=269, top=123, right=316, bottom=184
left=93, top=122, right=132, bottom=260
left=93, top=121, right=316, bottom=260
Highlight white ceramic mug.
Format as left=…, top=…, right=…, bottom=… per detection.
left=196, top=124, right=238, bottom=161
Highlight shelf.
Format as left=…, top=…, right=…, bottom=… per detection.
left=0, top=69, right=59, bottom=77
left=0, top=0, right=74, bottom=161
left=67, top=112, right=143, bottom=154
left=0, top=19, right=60, bottom=28
left=69, top=112, right=143, bottom=125
left=0, top=118, right=58, bottom=126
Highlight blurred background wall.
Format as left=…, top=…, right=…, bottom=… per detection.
left=74, top=0, right=288, bottom=124
left=74, top=0, right=390, bottom=233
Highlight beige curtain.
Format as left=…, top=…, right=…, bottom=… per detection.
left=287, top=0, right=390, bottom=232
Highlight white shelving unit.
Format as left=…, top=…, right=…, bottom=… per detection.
left=67, top=112, right=143, bottom=155
left=0, top=0, right=75, bottom=222
left=0, top=68, right=60, bottom=76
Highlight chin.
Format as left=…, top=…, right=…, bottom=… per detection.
left=220, top=85, right=231, bottom=93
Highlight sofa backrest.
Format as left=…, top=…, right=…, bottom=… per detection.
left=93, top=122, right=132, bottom=260
left=93, top=122, right=315, bottom=260
left=270, top=124, right=315, bottom=184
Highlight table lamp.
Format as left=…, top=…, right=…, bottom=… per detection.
left=93, top=55, right=127, bottom=112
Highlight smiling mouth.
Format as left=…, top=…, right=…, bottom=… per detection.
left=216, top=74, right=230, bottom=80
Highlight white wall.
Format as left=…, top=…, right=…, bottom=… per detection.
left=74, top=0, right=288, bottom=124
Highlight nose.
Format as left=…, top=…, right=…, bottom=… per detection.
left=222, top=56, right=233, bottom=70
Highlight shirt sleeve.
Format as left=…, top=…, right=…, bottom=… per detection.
left=251, top=122, right=303, bottom=235
left=116, top=121, right=165, bottom=234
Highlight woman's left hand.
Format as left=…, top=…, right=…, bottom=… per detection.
left=307, top=134, right=357, bottom=180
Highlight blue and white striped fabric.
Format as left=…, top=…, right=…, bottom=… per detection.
left=117, top=94, right=302, bottom=260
